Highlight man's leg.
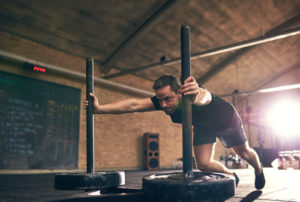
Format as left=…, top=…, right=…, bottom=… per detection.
left=232, top=141, right=265, bottom=189
left=194, top=143, right=234, bottom=175
left=232, top=142, right=263, bottom=175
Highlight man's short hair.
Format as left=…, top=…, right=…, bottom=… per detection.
left=152, top=75, right=180, bottom=92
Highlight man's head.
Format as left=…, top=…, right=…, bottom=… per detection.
left=153, top=75, right=181, bottom=115
left=152, top=75, right=180, bottom=93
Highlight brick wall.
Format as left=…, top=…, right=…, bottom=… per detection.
left=0, top=31, right=183, bottom=171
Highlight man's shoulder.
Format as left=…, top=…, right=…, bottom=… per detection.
left=150, top=96, right=162, bottom=110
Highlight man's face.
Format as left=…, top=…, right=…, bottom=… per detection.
left=155, top=85, right=180, bottom=115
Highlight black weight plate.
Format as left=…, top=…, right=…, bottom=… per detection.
left=143, top=171, right=235, bottom=201
left=55, top=171, right=125, bottom=190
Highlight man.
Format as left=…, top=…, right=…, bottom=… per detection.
left=84, top=75, right=265, bottom=189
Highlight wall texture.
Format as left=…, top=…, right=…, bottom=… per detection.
left=0, top=31, right=184, bottom=171
left=2, top=30, right=284, bottom=172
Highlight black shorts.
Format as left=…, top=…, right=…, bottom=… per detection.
left=193, top=110, right=247, bottom=148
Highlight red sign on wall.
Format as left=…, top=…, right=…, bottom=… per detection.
left=23, top=63, right=47, bottom=74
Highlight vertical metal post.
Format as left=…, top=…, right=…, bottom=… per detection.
left=86, top=57, right=94, bottom=173
left=181, top=25, right=193, bottom=178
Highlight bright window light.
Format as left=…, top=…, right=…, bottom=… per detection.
left=265, top=99, right=300, bottom=137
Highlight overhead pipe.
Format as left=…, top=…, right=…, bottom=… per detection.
left=104, top=27, right=300, bottom=79
left=190, top=27, right=300, bottom=59
left=0, top=50, right=154, bottom=97
left=218, top=83, right=300, bottom=97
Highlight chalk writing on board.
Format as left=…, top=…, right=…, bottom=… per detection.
left=0, top=70, right=80, bottom=169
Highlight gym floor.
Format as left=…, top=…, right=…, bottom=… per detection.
left=0, top=168, right=299, bottom=202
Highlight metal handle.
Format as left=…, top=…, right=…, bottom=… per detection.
left=181, top=25, right=193, bottom=178
left=86, top=57, right=95, bottom=174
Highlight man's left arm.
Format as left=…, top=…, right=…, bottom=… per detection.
left=178, top=76, right=212, bottom=106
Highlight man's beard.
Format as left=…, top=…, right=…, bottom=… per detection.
left=163, top=107, right=174, bottom=115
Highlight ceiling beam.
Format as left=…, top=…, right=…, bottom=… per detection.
left=196, top=48, right=250, bottom=84
left=104, top=14, right=300, bottom=79
left=103, top=56, right=181, bottom=79
left=252, top=62, right=300, bottom=91
left=197, top=14, right=300, bottom=84
left=217, top=62, right=300, bottom=97
left=101, top=0, right=182, bottom=74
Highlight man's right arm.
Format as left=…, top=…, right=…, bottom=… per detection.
left=85, top=93, right=156, bottom=114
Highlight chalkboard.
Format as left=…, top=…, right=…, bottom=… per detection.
left=0, top=70, right=81, bottom=169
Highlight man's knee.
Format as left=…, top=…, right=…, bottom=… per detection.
left=196, top=160, right=211, bottom=171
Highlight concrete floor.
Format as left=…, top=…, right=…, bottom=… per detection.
left=225, top=168, right=300, bottom=202
left=0, top=168, right=299, bottom=202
